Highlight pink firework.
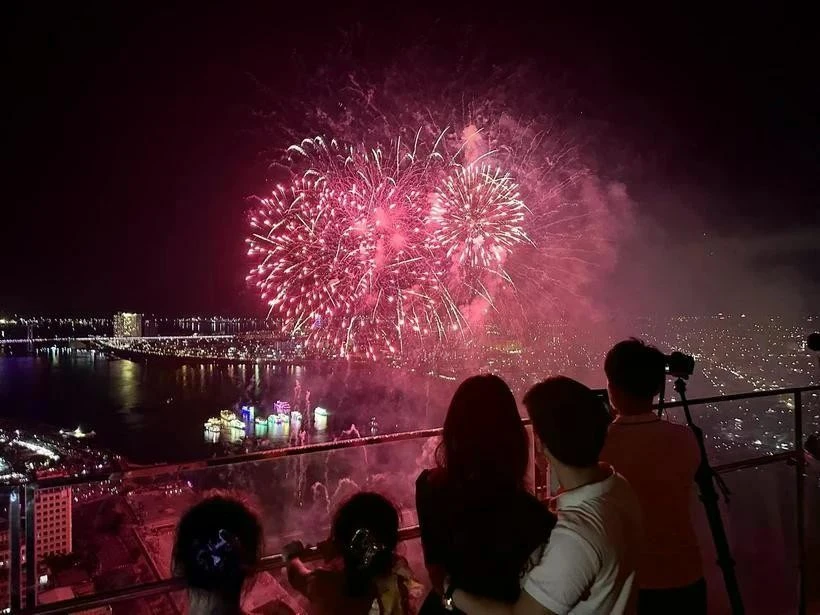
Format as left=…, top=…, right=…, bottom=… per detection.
left=247, top=137, right=461, bottom=359
left=246, top=133, right=557, bottom=358
left=430, top=164, right=530, bottom=284
left=260, top=42, right=636, bottom=335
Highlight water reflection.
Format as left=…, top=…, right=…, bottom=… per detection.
left=0, top=349, right=454, bottom=463
left=114, top=359, right=142, bottom=410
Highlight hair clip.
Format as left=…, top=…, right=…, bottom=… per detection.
left=196, top=528, right=238, bottom=573
left=348, top=527, right=386, bottom=569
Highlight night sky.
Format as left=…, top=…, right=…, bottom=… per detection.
left=3, top=5, right=818, bottom=317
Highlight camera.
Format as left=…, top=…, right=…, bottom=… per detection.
left=665, top=351, right=695, bottom=379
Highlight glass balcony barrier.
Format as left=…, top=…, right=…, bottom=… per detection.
left=2, top=426, right=509, bottom=614
left=3, top=385, right=818, bottom=615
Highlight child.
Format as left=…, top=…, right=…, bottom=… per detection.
left=173, top=494, right=263, bottom=615
left=284, top=492, right=421, bottom=615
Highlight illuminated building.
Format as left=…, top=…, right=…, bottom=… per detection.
left=112, top=312, right=143, bottom=337
left=0, top=486, right=73, bottom=607
left=35, top=486, right=73, bottom=559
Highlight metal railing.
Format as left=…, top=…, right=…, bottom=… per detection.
left=4, top=384, right=819, bottom=615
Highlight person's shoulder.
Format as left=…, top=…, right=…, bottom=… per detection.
left=416, top=467, right=444, bottom=484
left=554, top=503, right=593, bottom=534
left=535, top=518, right=601, bottom=571
left=559, top=475, right=638, bottom=523
left=657, top=419, right=692, bottom=435
left=617, top=418, right=697, bottom=446
left=415, top=468, right=442, bottom=494
left=657, top=421, right=701, bottom=454
left=610, top=471, right=639, bottom=497
left=553, top=484, right=635, bottom=554
left=607, top=473, right=643, bottom=522
left=418, top=467, right=451, bottom=491
left=416, top=469, right=449, bottom=511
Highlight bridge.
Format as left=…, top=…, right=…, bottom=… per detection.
left=0, top=335, right=236, bottom=345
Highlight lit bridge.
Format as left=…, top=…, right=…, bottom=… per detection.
left=0, top=335, right=235, bottom=345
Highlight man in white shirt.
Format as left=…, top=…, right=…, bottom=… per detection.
left=600, top=339, right=705, bottom=614
left=449, top=376, right=643, bottom=615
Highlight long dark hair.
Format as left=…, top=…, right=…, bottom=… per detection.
left=436, top=374, right=529, bottom=492
left=173, top=494, right=262, bottom=602
left=331, top=492, right=399, bottom=597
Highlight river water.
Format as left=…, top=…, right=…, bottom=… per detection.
left=0, top=348, right=454, bottom=464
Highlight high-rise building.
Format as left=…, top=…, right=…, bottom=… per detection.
left=0, top=486, right=73, bottom=608
left=112, top=312, right=142, bottom=337
left=35, top=486, right=73, bottom=559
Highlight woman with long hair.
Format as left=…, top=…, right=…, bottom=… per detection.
left=415, top=374, right=556, bottom=613
left=285, top=491, right=422, bottom=614
left=173, top=495, right=263, bottom=615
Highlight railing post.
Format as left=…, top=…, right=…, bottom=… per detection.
left=793, top=391, right=806, bottom=615
left=9, top=487, right=21, bottom=613
left=25, top=484, right=37, bottom=609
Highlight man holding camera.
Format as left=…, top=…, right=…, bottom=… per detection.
left=601, top=339, right=706, bottom=614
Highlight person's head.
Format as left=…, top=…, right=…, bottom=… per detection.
left=604, top=338, right=666, bottom=414
left=173, top=495, right=262, bottom=608
left=331, top=492, right=399, bottom=596
left=523, top=376, right=610, bottom=470
left=437, top=374, right=529, bottom=490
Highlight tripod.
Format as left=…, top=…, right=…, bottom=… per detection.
left=674, top=376, right=745, bottom=615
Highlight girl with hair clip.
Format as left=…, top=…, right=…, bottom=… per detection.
left=173, top=494, right=263, bottom=615
left=284, top=492, right=422, bottom=615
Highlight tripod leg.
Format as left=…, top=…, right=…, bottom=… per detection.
left=696, top=467, right=744, bottom=614
left=676, top=379, right=745, bottom=614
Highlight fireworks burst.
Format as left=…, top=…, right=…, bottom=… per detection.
left=430, top=164, right=530, bottom=289
left=249, top=42, right=634, bottom=356
left=248, top=137, right=474, bottom=359
left=247, top=135, right=540, bottom=358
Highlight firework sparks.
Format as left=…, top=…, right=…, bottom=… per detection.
left=430, top=163, right=530, bottom=275
left=249, top=45, right=634, bottom=355
left=246, top=135, right=540, bottom=358
left=247, top=137, right=473, bottom=359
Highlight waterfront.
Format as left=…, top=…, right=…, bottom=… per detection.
left=1, top=314, right=817, bottom=467
left=1, top=316, right=819, bottom=614
left=0, top=349, right=453, bottom=465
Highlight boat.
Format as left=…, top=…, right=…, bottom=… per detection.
left=254, top=417, right=269, bottom=437
left=314, top=407, right=329, bottom=431
left=59, top=426, right=96, bottom=439
left=204, top=418, right=221, bottom=434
